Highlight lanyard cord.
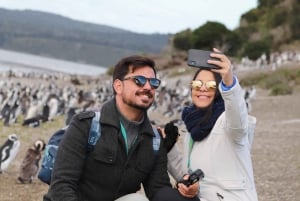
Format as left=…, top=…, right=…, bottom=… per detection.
left=120, top=121, right=139, bottom=155
left=120, top=122, right=129, bottom=155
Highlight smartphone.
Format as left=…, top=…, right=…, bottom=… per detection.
left=187, top=49, right=221, bottom=69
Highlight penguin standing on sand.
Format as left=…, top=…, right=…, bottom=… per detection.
left=0, top=134, right=21, bottom=173
left=18, top=139, right=46, bottom=184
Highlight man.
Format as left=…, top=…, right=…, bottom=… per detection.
left=43, top=55, right=171, bottom=201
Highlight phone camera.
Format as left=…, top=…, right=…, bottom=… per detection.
left=189, top=61, right=196, bottom=66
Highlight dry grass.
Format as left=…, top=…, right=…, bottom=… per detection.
left=0, top=117, right=64, bottom=201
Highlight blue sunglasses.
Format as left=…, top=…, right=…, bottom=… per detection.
left=122, top=75, right=161, bottom=89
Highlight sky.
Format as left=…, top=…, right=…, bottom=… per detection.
left=0, top=0, right=258, bottom=34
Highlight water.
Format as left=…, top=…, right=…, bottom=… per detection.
left=0, top=49, right=107, bottom=76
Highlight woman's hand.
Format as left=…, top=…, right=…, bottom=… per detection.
left=208, top=48, right=234, bottom=87
left=177, top=174, right=199, bottom=198
left=158, top=120, right=180, bottom=152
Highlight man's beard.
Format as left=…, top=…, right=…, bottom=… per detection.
left=123, top=90, right=154, bottom=111
left=131, top=102, right=151, bottom=111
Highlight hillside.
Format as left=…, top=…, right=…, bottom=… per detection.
left=0, top=8, right=169, bottom=67
left=170, top=0, right=300, bottom=62
left=238, top=0, right=300, bottom=52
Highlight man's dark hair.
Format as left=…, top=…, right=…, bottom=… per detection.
left=112, top=55, right=157, bottom=82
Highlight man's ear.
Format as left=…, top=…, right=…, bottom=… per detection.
left=113, top=79, right=123, bottom=94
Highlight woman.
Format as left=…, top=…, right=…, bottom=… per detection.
left=155, top=48, right=258, bottom=201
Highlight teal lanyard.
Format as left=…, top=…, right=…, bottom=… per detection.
left=120, top=122, right=129, bottom=155
left=188, top=137, right=194, bottom=171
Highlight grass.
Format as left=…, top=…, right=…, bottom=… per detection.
left=239, top=64, right=300, bottom=95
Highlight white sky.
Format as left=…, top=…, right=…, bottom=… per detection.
left=0, top=0, right=258, bottom=34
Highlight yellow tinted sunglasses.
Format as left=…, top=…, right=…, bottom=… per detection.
left=191, top=80, right=217, bottom=90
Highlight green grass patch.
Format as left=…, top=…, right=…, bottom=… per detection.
left=240, top=66, right=300, bottom=96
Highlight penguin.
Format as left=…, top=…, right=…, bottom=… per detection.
left=18, top=139, right=46, bottom=184
left=0, top=134, right=21, bottom=173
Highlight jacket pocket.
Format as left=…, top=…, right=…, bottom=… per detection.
left=218, top=178, right=247, bottom=190
left=92, top=140, right=117, bottom=164
left=134, top=147, right=155, bottom=174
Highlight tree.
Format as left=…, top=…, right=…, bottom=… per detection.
left=242, top=40, right=271, bottom=60
left=191, top=21, right=230, bottom=51
left=173, top=29, right=193, bottom=50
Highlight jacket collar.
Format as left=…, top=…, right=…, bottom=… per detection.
left=100, top=98, right=155, bottom=137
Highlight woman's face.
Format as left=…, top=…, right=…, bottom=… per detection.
left=191, top=70, right=217, bottom=108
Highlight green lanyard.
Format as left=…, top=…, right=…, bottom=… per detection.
left=188, top=137, right=194, bottom=170
left=120, top=122, right=129, bottom=155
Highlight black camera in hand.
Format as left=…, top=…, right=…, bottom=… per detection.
left=178, top=169, right=204, bottom=187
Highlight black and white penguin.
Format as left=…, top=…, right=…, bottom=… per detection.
left=0, top=134, right=21, bottom=173
left=18, top=139, right=46, bottom=184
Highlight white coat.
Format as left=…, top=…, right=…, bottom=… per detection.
left=168, top=80, right=258, bottom=201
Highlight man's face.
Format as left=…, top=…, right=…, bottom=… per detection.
left=115, top=66, right=158, bottom=111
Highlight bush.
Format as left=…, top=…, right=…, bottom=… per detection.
left=242, top=40, right=271, bottom=60
left=258, top=0, right=281, bottom=8
left=262, top=71, right=289, bottom=89
left=295, top=70, right=300, bottom=84
left=290, top=7, right=300, bottom=40
left=240, top=73, right=267, bottom=86
left=224, top=32, right=242, bottom=55
left=106, top=66, right=114, bottom=75
left=192, top=21, right=230, bottom=50
left=270, top=8, right=288, bottom=28
left=269, top=83, right=293, bottom=95
left=241, top=9, right=259, bottom=23
left=173, top=29, right=193, bottom=50
left=239, top=66, right=300, bottom=96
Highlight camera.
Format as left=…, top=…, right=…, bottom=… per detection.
left=177, top=169, right=204, bottom=187
left=188, top=60, right=196, bottom=66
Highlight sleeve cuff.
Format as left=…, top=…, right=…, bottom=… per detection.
left=221, top=76, right=237, bottom=91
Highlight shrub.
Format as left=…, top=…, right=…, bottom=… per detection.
left=289, top=8, right=300, bottom=40
left=240, top=73, right=267, bottom=86
left=270, top=8, right=288, bottom=28
left=262, top=72, right=287, bottom=89
left=173, top=29, right=193, bottom=50
left=224, top=32, right=242, bottom=55
left=192, top=21, right=230, bottom=50
left=258, top=0, right=281, bottom=8
left=269, top=83, right=292, bottom=95
left=242, top=40, right=271, bottom=60
left=241, top=9, right=259, bottom=23
left=295, top=70, right=300, bottom=84
left=106, top=66, right=114, bottom=75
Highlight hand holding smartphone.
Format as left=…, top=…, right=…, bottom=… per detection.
left=187, top=49, right=221, bottom=69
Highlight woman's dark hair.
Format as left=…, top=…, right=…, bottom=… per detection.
left=192, top=68, right=223, bottom=124
left=112, top=55, right=157, bottom=82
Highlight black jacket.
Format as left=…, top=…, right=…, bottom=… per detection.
left=44, top=99, right=171, bottom=201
